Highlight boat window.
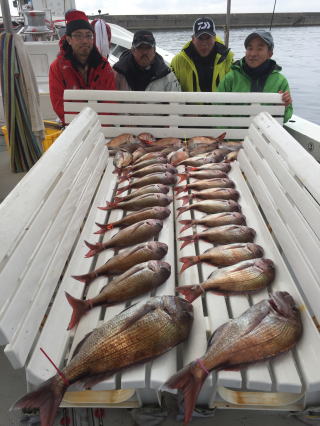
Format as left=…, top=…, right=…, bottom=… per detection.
left=111, top=45, right=127, bottom=57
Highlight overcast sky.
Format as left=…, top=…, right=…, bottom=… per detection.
left=1, top=0, right=320, bottom=17
left=74, top=0, right=320, bottom=16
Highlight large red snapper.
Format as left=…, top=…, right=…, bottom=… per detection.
left=166, top=291, right=302, bottom=424
left=13, top=296, right=194, bottom=426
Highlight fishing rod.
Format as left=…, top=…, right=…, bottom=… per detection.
left=225, top=0, right=231, bottom=48
left=270, top=0, right=277, bottom=30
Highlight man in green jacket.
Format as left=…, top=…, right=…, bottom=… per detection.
left=218, top=30, right=293, bottom=122
left=171, top=17, right=234, bottom=92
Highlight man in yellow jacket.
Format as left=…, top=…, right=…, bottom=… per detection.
left=171, top=17, right=234, bottom=92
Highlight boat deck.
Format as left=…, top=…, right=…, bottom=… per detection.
left=0, top=139, right=313, bottom=426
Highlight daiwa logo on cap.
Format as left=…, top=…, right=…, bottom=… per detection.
left=193, top=17, right=216, bottom=38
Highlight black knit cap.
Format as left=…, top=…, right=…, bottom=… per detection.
left=65, top=9, right=93, bottom=35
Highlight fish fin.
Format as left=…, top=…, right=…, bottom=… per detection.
left=177, top=195, right=191, bottom=206
left=179, top=256, right=199, bottom=273
left=177, top=173, right=187, bottom=183
left=174, top=185, right=187, bottom=194
left=217, top=131, right=227, bottom=142
left=186, top=166, right=198, bottom=172
left=177, top=206, right=189, bottom=217
left=84, top=240, right=102, bottom=258
left=179, top=235, right=198, bottom=249
left=65, top=292, right=90, bottom=330
left=165, top=361, right=207, bottom=425
left=116, top=185, right=129, bottom=195
left=71, top=273, right=94, bottom=285
left=113, top=197, right=122, bottom=203
left=176, top=285, right=203, bottom=303
left=11, top=377, right=66, bottom=426
left=98, top=201, right=117, bottom=211
left=179, top=221, right=193, bottom=233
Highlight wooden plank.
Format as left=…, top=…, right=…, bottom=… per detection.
left=63, top=101, right=284, bottom=117
left=64, top=90, right=284, bottom=105
left=238, top=143, right=320, bottom=316
left=25, top=158, right=114, bottom=386
left=234, top=159, right=320, bottom=395
left=5, top=132, right=107, bottom=369
left=0, top=107, right=99, bottom=259
left=65, top=124, right=254, bottom=141
left=253, top=113, right=320, bottom=205
left=0, top=115, right=104, bottom=347
left=247, top=123, right=320, bottom=240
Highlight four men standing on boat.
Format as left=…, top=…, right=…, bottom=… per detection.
left=48, top=11, right=292, bottom=124
left=113, top=30, right=181, bottom=91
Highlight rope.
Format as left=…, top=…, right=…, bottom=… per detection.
left=0, top=32, right=43, bottom=172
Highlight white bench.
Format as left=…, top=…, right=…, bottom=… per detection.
left=1, top=91, right=320, bottom=417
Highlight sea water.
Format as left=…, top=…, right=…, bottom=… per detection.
left=153, top=26, right=320, bottom=124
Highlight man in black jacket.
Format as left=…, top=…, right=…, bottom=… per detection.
left=113, top=30, right=181, bottom=91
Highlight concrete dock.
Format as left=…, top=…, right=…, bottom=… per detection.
left=92, top=12, right=320, bottom=31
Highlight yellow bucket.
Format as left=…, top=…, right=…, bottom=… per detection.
left=1, top=121, right=62, bottom=152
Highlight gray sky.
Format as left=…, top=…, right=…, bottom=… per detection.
left=75, top=0, right=320, bottom=16
left=2, top=0, right=320, bottom=17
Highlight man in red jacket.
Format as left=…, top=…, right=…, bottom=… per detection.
left=49, top=10, right=115, bottom=124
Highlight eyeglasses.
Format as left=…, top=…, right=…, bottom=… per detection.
left=71, top=33, right=94, bottom=40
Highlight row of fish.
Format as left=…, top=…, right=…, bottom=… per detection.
left=174, top=152, right=276, bottom=297
left=171, top=133, right=302, bottom=422
left=12, top=132, right=302, bottom=426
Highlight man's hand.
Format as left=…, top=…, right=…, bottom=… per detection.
left=278, top=90, right=292, bottom=107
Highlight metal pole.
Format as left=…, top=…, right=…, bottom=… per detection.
left=225, top=0, right=231, bottom=48
left=0, top=0, right=13, bottom=32
left=269, top=0, right=277, bottom=30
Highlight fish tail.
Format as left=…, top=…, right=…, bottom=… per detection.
left=174, top=185, right=187, bottom=194
left=112, top=168, right=121, bottom=175
left=71, top=272, right=96, bottom=285
left=177, top=173, right=187, bottom=183
left=94, top=222, right=114, bottom=234
left=217, top=131, right=227, bottom=142
left=119, top=175, right=130, bottom=183
left=179, top=235, right=198, bottom=249
left=113, top=196, right=123, bottom=203
left=165, top=361, right=207, bottom=424
left=179, top=220, right=193, bottom=233
left=84, top=240, right=102, bottom=258
left=143, top=139, right=155, bottom=146
left=65, top=292, right=91, bottom=330
left=179, top=256, right=200, bottom=273
left=177, top=195, right=191, bottom=206
left=98, top=201, right=117, bottom=210
left=116, top=185, right=129, bottom=194
left=11, top=377, right=66, bottom=426
left=176, top=285, right=203, bottom=303
left=177, top=206, right=189, bottom=217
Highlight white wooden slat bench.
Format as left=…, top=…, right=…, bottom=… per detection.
left=1, top=90, right=320, bottom=419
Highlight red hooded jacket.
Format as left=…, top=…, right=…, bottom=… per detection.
left=49, top=38, right=116, bottom=123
